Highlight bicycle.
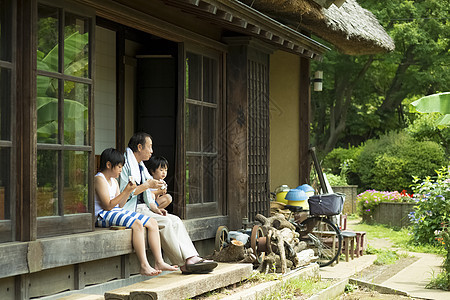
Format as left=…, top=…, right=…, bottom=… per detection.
left=284, top=204, right=342, bottom=267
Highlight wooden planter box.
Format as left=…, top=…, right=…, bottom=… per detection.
left=363, top=202, right=416, bottom=228
left=331, top=185, right=358, bottom=215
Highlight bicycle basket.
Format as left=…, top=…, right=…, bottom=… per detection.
left=308, top=193, right=345, bottom=216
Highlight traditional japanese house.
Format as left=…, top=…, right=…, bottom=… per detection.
left=0, top=0, right=394, bottom=298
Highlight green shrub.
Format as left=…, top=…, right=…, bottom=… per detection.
left=409, top=167, right=450, bottom=245
left=355, top=131, right=448, bottom=192
left=407, top=112, right=450, bottom=156
left=324, top=173, right=348, bottom=186
left=323, top=146, right=361, bottom=175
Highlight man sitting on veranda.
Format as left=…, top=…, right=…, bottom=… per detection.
left=119, top=132, right=217, bottom=274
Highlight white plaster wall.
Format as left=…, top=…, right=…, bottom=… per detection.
left=94, top=26, right=116, bottom=155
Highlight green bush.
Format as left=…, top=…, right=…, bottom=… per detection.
left=355, top=131, right=448, bottom=192
left=324, top=173, right=348, bottom=186
left=323, top=146, right=361, bottom=175
left=409, top=167, right=450, bottom=245
left=407, top=113, right=450, bottom=156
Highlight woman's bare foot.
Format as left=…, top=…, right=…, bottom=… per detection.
left=140, top=265, right=162, bottom=276
left=155, top=261, right=178, bottom=271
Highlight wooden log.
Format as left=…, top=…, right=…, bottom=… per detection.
left=212, top=240, right=245, bottom=262
left=293, top=240, right=307, bottom=253
left=255, top=213, right=295, bottom=231
left=278, top=227, right=296, bottom=243
left=295, top=249, right=316, bottom=267
left=274, top=231, right=287, bottom=273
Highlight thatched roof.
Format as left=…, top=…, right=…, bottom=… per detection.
left=239, top=0, right=395, bottom=55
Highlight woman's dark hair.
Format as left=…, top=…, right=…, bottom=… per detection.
left=148, top=156, right=169, bottom=174
left=99, top=148, right=125, bottom=171
left=128, top=132, right=152, bottom=152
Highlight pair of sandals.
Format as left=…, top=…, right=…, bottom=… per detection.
left=181, top=259, right=218, bottom=274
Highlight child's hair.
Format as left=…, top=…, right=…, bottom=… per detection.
left=148, top=156, right=169, bottom=174
left=99, top=148, right=125, bottom=171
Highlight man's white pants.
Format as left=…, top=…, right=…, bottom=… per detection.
left=136, top=204, right=198, bottom=266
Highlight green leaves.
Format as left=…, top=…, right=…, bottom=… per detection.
left=410, top=166, right=450, bottom=246
left=37, top=30, right=89, bottom=144
left=311, top=0, right=450, bottom=153
left=410, top=92, right=450, bottom=126
left=37, top=96, right=88, bottom=143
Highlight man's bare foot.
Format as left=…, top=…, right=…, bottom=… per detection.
left=186, top=256, right=213, bottom=265
left=140, top=265, right=162, bottom=276
left=155, top=261, right=178, bottom=271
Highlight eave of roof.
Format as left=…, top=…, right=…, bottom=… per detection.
left=238, top=0, right=395, bottom=55
left=163, top=0, right=330, bottom=60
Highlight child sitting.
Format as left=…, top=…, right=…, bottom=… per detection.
left=147, top=156, right=172, bottom=209
left=94, top=148, right=178, bottom=276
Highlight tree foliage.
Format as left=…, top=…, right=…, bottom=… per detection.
left=311, top=0, right=450, bottom=156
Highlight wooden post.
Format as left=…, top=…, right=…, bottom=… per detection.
left=174, top=43, right=186, bottom=219
left=225, top=38, right=249, bottom=229
left=16, top=0, right=37, bottom=242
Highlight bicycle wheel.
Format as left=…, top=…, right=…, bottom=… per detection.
left=298, top=216, right=342, bottom=267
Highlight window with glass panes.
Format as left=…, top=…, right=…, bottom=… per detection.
left=0, top=0, right=14, bottom=242
left=36, top=3, right=92, bottom=228
left=185, top=50, right=222, bottom=217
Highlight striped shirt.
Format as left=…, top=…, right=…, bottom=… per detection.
left=94, top=172, right=151, bottom=228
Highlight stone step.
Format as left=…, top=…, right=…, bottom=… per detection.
left=105, top=263, right=253, bottom=300
left=57, top=294, right=104, bottom=300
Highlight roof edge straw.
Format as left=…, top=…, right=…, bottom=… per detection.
left=239, top=0, right=395, bottom=55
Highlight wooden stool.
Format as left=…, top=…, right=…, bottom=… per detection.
left=355, top=231, right=366, bottom=257
left=341, top=231, right=356, bottom=262
left=340, top=214, right=347, bottom=230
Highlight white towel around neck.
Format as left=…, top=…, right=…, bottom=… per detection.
left=126, top=147, right=152, bottom=184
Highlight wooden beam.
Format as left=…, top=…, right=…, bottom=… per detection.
left=247, top=24, right=261, bottom=34
left=260, top=30, right=273, bottom=40
left=216, top=9, right=233, bottom=22
left=76, top=0, right=227, bottom=51
left=198, top=1, right=217, bottom=14
left=231, top=17, right=248, bottom=28
left=283, top=40, right=295, bottom=50
left=182, top=0, right=201, bottom=5
left=0, top=242, right=29, bottom=278
left=294, top=45, right=305, bottom=54
left=303, top=50, right=314, bottom=59
left=271, top=35, right=284, bottom=45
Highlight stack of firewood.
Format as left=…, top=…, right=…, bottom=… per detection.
left=210, top=213, right=317, bottom=273
left=254, top=213, right=316, bottom=273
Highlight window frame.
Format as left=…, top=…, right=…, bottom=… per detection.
left=35, top=0, right=95, bottom=237
left=0, top=0, right=17, bottom=243
left=184, top=44, right=225, bottom=219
